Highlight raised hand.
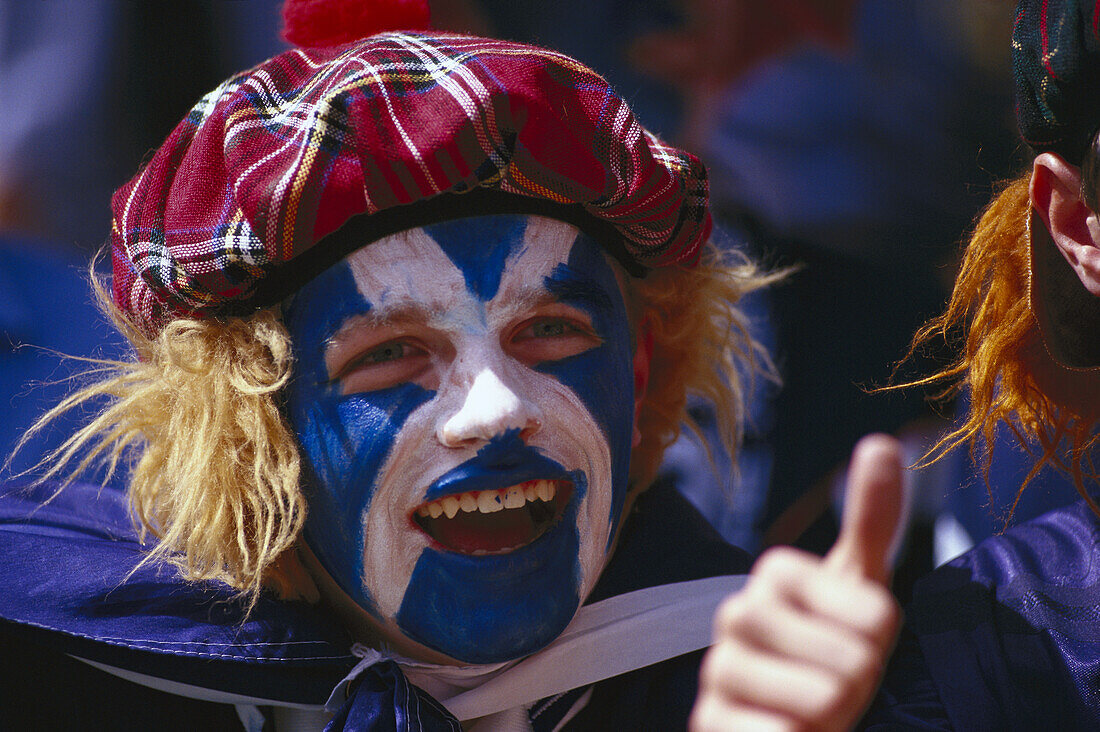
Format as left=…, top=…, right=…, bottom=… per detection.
left=690, top=434, right=904, bottom=732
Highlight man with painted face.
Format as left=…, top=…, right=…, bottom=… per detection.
left=283, top=214, right=642, bottom=666
left=0, top=1, right=795, bottom=728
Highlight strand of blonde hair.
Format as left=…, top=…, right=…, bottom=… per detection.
left=14, top=274, right=306, bottom=609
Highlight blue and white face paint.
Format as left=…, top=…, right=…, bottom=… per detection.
left=284, top=215, right=637, bottom=664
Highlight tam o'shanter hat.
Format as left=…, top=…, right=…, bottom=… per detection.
left=109, top=0, right=712, bottom=335
left=1015, top=0, right=1100, bottom=368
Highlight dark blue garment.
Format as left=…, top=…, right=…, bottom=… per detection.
left=0, top=476, right=751, bottom=729
left=0, top=480, right=357, bottom=702
left=862, top=498, right=1100, bottom=730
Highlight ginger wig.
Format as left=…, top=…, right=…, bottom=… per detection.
left=906, top=175, right=1100, bottom=516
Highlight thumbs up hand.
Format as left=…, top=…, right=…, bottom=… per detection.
left=690, top=434, right=904, bottom=732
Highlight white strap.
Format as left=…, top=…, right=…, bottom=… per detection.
left=77, top=574, right=749, bottom=727
left=467, top=705, right=535, bottom=732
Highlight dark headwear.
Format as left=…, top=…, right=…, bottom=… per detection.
left=1015, top=0, right=1100, bottom=368
left=1014, top=0, right=1100, bottom=162
left=110, top=32, right=711, bottom=334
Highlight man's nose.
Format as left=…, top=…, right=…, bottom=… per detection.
left=437, top=368, right=543, bottom=447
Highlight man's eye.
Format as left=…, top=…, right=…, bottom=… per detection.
left=527, top=320, right=573, bottom=338
left=331, top=339, right=430, bottom=393
left=510, top=316, right=599, bottom=364
left=344, top=340, right=420, bottom=372
left=361, top=342, right=407, bottom=364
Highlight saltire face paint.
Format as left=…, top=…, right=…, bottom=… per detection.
left=284, top=215, right=636, bottom=663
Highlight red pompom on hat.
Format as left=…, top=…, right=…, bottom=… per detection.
left=282, top=0, right=430, bottom=47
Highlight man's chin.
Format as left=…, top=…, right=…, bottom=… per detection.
left=301, top=514, right=599, bottom=666
left=399, top=600, right=579, bottom=666
left=394, top=513, right=587, bottom=664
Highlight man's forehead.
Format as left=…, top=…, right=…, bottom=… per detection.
left=345, top=214, right=587, bottom=311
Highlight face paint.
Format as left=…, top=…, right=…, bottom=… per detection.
left=284, top=214, right=636, bottom=663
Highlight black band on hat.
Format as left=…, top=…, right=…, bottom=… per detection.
left=1029, top=209, right=1100, bottom=369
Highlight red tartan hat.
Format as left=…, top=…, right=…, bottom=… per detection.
left=110, top=31, right=713, bottom=333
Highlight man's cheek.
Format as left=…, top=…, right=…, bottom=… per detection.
left=295, top=383, right=435, bottom=607
left=536, top=341, right=635, bottom=531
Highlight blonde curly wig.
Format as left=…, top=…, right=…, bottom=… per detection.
left=25, top=238, right=776, bottom=603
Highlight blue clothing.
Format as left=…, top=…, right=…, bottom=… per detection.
left=940, top=395, right=1082, bottom=548
left=0, top=475, right=750, bottom=729
left=863, top=498, right=1100, bottom=730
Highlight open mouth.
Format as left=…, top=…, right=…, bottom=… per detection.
left=412, top=480, right=572, bottom=555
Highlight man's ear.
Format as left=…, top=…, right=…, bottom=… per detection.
left=1031, top=152, right=1100, bottom=296
left=631, top=321, right=654, bottom=449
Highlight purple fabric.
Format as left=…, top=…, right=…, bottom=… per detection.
left=0, top=480, right=356, bottom=704
left=863, top=498, right=1100, bottom=729
left=325, top=660, right=461, bottom=732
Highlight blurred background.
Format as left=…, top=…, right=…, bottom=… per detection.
left=0, top=0, right=1078, bottom=591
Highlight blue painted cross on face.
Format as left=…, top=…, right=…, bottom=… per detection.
left=284, top=215, right=640, bottom=664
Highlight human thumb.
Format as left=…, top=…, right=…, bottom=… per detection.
left=824, top=433, right=906, bottom=585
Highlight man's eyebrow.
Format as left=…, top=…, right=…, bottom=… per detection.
left=327, top=301, right=432, bottom=344
left=496, top=278, right=614, bottom=315
left=541, top=265, right=617, bottom=312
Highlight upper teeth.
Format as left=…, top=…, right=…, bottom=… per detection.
left=416, top=480, right=558, bottom=518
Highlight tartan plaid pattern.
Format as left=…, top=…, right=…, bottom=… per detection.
left=111, top=32, right=712, bottom=332
left=1013, top=0, right=1100, bottom=161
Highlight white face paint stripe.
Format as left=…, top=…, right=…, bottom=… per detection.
left=346, top=227, right=471, bottom=320
left=355, top=231, right=466, bottom=617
